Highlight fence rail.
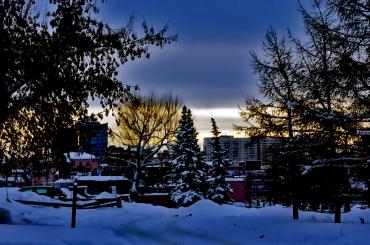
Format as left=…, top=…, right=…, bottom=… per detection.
left=14, top=197, right=121, bottom=209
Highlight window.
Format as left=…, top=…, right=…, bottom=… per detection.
left=36, top=188, right=47, bottom=194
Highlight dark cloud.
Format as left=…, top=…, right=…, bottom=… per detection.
left=119, top=43, right=259, bottom=107
left=97, top=0, right=303, bottom=108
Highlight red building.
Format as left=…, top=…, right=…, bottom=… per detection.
left=64, top=152, right=99, bottom=173
left=227, top=177, right=246, bottom=202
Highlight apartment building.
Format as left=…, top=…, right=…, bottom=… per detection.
left=203, top=136, right=277, bottom=163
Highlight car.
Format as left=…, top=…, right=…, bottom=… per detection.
left=18, top=186, right=67, bottom=200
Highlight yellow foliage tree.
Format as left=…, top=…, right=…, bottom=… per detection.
left=112, top=94, right=181, bottom=200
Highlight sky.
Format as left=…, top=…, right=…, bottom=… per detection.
left=93, top=0, right=305, bottom=144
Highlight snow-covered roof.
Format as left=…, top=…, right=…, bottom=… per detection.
left=2, top=176, right=25, bottom=182
left=54, top=179, right=74, bottom=184
left=95, top=192, right=116, bottom=199
left=64, top=152, right=96, bottom=162
left=351, top=181, right=368, bottom=191
left=205, top=161, right=213, bottom=166
left=226, top=177, right=245, bottom=182
left=75, top=176, right=128, bottom=182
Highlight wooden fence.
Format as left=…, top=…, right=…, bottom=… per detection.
left=14, top=197, right=122, bottom=209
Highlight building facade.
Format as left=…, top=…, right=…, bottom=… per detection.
left=203, top=136, right=277, bottom=163
left=78, top=121, right=108, bottom=164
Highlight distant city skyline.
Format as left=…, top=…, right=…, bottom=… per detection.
left=90, top=0, right=305, bottom=141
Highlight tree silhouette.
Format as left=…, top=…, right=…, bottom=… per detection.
left=0, top=0, right=176, bottom=159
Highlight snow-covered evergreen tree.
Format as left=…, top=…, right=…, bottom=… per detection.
left=206, top=118, right=232, bottom=204
left=170, top=106, right=208, bottom=207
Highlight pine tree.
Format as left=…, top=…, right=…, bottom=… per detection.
left=170, top=106, right=208, bottom=207
left=206, top=118, right=232, bottom=204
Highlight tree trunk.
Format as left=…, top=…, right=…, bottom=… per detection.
left=129, top=167, right=139, bottom=202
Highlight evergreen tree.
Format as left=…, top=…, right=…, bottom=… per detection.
left=170, top=106, right=208, bottom=207
left=238, top=27, right=305, bottom=219
left=206, top=118, right=232, bottom=204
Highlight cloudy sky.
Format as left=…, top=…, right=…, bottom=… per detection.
left=95, top=0, right=304, bottom=144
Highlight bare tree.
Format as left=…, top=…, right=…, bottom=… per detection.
left=0, top=0, right=175, bottom=159
left=112, top=94, right=181, bottom=200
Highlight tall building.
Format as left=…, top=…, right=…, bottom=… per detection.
left=78, top=120, right=108, bottom=164
left=203, top=136, right=277, bottom=163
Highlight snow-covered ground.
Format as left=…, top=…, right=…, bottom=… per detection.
left=1, top=187, right=370, bottom=244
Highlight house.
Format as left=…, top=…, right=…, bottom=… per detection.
left=75, top=175, right=130, bottom=195
left=64, top=152, right=99, bottom=173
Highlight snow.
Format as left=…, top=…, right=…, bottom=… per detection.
left=142, top=193, right=169, bottom=196
left=75, top=176, right=128, bottom=181
left=95, top=191, right=116, bottom=199
left=350, top=179, right=368, bottom=191
left=3, top=176, right=25, bottom=182
left=64, top=152, right=96, bottom=162
left=205, top=161, right=213, bottom=166
left=1, top=187, right=370, bottom=244
left=287, top=100, right=292, bottom=109
left=53, top=178, right=73, bottom=184
left=352, top=182, right=367, bottom=190
left=60, top=188, right=86, bottom=199
left=301, top=165, right=312, bottom=175
left=12, top=189, right=65, bottom=204
left=226, top=177, right=245, bottom=182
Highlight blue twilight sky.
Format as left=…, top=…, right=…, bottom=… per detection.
left=93, top=0, right=305, bottom=140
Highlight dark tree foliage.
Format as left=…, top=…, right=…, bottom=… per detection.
left=206, top=118, right=232, bottom=204
left=292, top=0, right=362, bottom=155
left=237, top=27, right=307, bottom=219
left=327, top=0, right=370, bottom=116
left=238, top=0, right=369, bottom=218
left=267, top=135, right=328, bottom=202
left=328, top=0, right=369, bottom=47
left=0, top=0, right=176, bottom=159
left=237, top=28, right=304, bottom=139
left=170, top=106, right=208, bottom=207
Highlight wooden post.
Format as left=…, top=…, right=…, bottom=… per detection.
left=71, top=181, right=77, bottom=228
left=344, top=198, right=351, bottom=213
left=293, top=197, right=299, bottom=220
left=116, top=196, right=122, bottom=208
left=334, top=197, right=341, bottom=223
